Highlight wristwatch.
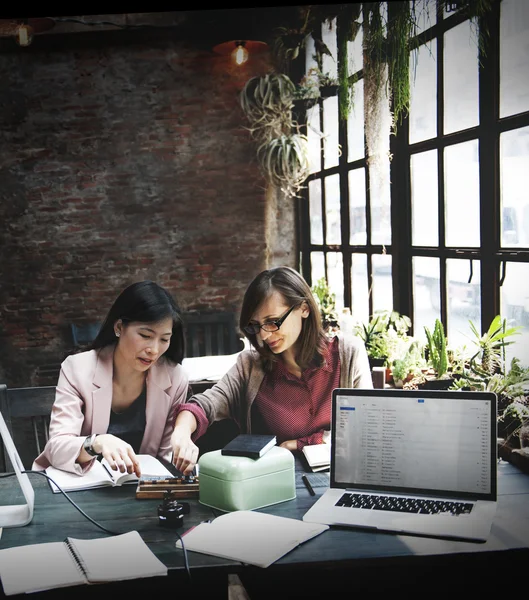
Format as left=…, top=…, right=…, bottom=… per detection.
left=83, top=434, right=101, bottom=457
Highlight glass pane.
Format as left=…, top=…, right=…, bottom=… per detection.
left=367, top=74, right=391, bottom=245
left=443, top=21, right=479, bottom=134
left=351, top=253, right=369, bottom=326
left=409, top=41, right=437, bottom=144
left=348, top=168, right=367, bottom=245
left=412, top=0, right=437, bottom=35
left=347, top=79, right=364, bottom=162
left=311, top=252, right=325, bottom=285
left=327, top=252, right=344, bottom=310
left=500, top=0, right=529, bottom=118
left=323, top=95, right=339, bottom=169
left=371, top=254, right=393, bottom=314
left=500, top=127, right=529, bottom=248
left=446, top=258, right=481, bottom=348
left=501, top=262, right=529, bottom=367
left=325, top=174, right=341, bottom=245
left=445, top=140, right=480, bottom=247
left=305, top=28, right=318, bottom=73
left=411, top=150, right=438, bottom=246
left=309, top=179, right=323, bottom=244
left=346, top=9, right=363, bottom=74
left=307, top=103, right=321, bottom=174
left=321, top=18, right=338, bottom=79
left=412, top=256, right=441, bottom=343
left=371, top=202, right=391, bottom=246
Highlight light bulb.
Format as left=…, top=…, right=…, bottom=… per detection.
left=15, top=24, right=33, bottom=47
left=232, top=42, right=248, bottom=66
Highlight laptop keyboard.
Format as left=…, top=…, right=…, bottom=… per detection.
left=335, top=492, right=474, bottom=516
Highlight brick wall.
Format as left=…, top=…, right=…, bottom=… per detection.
left=0, top=25, right=297, bottom=386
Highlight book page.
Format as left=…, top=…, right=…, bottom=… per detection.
left=0, top=541, right=86, bottom=595
left=103, top=454, right=175, bottom=485
left=46, top=455, right=175, bottom=493
left=46, top=460, right=112, bottom=493
left=67, top=530, right=167, bottom=582
left=176, top=510, right=328, bottom=568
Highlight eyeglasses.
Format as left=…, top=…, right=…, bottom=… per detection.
left=243, top=304, right=298, bottom=336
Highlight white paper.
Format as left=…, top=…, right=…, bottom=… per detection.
left=0, top=541, right=86, bottom=595
left=175, top=510, right=328, bottom=568
left=0, top=531, right=167, bottom=595
left=67, top=530, right=167, bottom=582
left=182, top=353, right=240, bottom=382
left=302, top=444, right=331, bottom=469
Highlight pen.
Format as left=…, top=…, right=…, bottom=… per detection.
left=302, top=475, right=315, bottom=496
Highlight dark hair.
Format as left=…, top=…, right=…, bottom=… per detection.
left=89, top=280, right=185, bottom=364
left=239, top=266, right=327, bottom=371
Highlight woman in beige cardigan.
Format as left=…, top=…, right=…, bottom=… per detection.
left=171, top=266, right=372, bottom=474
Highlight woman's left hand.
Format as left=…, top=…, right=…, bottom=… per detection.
left=279, top=439, right=298, bottom=452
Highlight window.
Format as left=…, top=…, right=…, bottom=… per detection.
left=299, top=0, right=529, bottom=365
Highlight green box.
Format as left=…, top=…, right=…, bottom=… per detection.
left=197, top=446, right=296, bottom=512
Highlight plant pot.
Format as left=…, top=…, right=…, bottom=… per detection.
left=498, top=437, right=529, bottom=473
left=320, top=84, right=339, bottom=98
left=418, top=377, right=454, bottom=390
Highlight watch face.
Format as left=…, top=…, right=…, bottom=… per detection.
left=84, top=435, right=97, bottom=456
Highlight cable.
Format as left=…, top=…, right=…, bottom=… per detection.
left=0, top=470, right=193, bottom=583
left=174, top=530, right=191, bottom=581
left=0, top=470, right=122, bottom=535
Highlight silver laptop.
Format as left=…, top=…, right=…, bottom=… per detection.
left=0, top=411, right=35, bottom=527
left=303, top=388, right=497, bottom=542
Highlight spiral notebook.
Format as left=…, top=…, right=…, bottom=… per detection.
left=0, top=530, right=167, bottom=595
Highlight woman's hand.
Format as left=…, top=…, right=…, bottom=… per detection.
left=279, top=439, right=298, bottom=452
left=171, top=426, right=199, bottom=475
left=91, top=434, right=141, bottom=477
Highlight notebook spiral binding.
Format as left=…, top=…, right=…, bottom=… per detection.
left=64, top=538, right=87, bottom=579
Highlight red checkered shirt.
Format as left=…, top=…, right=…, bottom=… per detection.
left=251, top=336, right=341, bottom=450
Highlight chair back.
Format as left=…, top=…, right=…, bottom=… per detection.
left=182, top=312, right=242, bottom=357
left=0, top=384, right=56, bottom=471
left=70, top=322, right=100, bottom=349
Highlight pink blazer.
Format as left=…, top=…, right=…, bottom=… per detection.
left=32, top=345, right=189, bottom=475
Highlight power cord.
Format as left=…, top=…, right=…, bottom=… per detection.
left=0, top=470, right=192, bottom=582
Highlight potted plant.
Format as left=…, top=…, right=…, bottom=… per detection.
left=417, top=318, right=455, bottom=389
left=447, top=316, right=529, bottom=456
left=354, top=310, right=413, bottom=382
left=311, top=277, right=340, bottom=335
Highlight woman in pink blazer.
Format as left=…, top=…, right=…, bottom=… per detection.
left=33, top=280, right=189, bottom=477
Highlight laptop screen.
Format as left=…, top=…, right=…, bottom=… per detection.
left=331, top=388, right=497, bottom=502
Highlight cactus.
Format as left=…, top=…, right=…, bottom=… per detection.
left=424, top=319, right=448, bottom=379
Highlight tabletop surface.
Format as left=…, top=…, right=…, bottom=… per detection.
left=1, top=457, right=529, bottom=576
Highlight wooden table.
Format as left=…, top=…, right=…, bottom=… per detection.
left=0, top=457, right=528, bottom=598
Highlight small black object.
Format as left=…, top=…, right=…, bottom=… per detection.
left=158, top=491, right=189, bottom=528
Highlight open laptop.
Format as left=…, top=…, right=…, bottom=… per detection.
left=303, top=388, right=498, bottom=542
left=0, top=411, right=35, bottom=527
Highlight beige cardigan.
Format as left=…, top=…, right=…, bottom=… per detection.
left=188, top=334, right=373, bottom=433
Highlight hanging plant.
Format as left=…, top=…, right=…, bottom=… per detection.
left=239, top=72, right=295, bottom=142
left=240, top=71, right=310, bottom=198
left=256, top=133, right=310, bottom=199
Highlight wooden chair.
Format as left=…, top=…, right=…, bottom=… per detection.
left=0, top=384, right=56, bottom=471
left=182, top=311, right=242, bottom=358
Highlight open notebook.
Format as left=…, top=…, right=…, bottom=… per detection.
left=0, top=411, right=35, bottom=528
left=303, top=388, right=498, bottom=542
